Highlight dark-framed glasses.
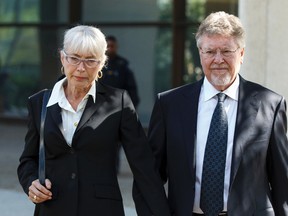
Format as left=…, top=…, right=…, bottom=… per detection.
left=62, top=50, right=101, bottom=68
left=200, top=47, right=240, bottom=58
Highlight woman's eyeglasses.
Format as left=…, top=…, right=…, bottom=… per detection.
left=62, top=50, right=101, bottom=68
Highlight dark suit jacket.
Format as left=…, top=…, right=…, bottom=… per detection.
left=17, top=81, right=170, bottom=216
left=148, top=75, right=288, bottom=216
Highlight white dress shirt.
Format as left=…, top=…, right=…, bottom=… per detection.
left=193, top=75, right=239, bottom=214
left=47, top=78, right=96, bottom=146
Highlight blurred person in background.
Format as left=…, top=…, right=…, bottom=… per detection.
left=102, top=35, right=139, bottom=108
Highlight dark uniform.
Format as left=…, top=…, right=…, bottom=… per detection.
left=101, top=55, right=139, bottom=108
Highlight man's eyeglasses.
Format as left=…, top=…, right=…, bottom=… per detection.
left=200, top=47, right=240, bottom=58
left=62, top=50, right=101, bottom=68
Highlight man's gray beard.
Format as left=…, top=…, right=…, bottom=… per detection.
left=211, top=73, right=231, bottom=87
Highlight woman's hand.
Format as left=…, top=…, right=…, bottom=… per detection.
left=28, top=179, right=52, bottom=203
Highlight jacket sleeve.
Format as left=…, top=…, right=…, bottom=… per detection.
left=267, top=97, right=288, bottom=215
left=120, top=91, right=170, bottom=216
left=147, top=94, right=168, bottom=183
left=17, top=91, right=43, bottom=195
left=124, top=67, right=140, bottom=108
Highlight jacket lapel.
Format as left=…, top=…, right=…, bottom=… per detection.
left=229, top=76, right=261, bottom=185
left=76, top=81, right=105, bottom=132
left=47, top=103, right=64, bottom=137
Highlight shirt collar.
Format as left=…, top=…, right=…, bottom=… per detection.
left=203, top=74, right=239, bottom=102
left=47, top=77, right=96, bottom=107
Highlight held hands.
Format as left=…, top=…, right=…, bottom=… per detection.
left=28, top=179, right=52, bottom=203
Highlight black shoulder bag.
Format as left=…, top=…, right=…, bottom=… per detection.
left=39, top=90, right=50, bottom=186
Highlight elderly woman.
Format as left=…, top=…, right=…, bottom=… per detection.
left=17, top=25, right=170, bottom=216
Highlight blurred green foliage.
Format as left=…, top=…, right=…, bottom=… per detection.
left=0, top=0, right=40, bottom=114
left=154, top=0, right=205, bottom=95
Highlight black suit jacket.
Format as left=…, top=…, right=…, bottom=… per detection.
left=148, top=76, right=288, bottom=216
left=18, top=81, right=170, bottom=216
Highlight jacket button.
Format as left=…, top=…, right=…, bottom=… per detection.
left=71, top=173, right=76, bottom=179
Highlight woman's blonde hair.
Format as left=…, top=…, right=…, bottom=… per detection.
left=62, top=25, right=107, bottom=65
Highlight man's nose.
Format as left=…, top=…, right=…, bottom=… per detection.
left=213, top=51, right=225, bottom=63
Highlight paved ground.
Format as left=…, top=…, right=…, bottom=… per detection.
left=0, top=122, right=137, bottom=216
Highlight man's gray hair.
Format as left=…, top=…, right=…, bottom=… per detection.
left=195, top=11, right=246, bottom=48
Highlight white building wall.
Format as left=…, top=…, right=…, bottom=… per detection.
left=239, top=0, right=288, bottom=101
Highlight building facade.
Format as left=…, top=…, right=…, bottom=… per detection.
left=0, top=0, right=287, bottom=126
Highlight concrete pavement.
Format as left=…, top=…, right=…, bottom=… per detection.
left=0, top=122, right=137, bottom=215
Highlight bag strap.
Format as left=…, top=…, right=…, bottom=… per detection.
left=39, top=90, right=50, bottom=185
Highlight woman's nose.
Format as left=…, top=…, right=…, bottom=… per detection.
left=77, top=61, right=85, bottom=71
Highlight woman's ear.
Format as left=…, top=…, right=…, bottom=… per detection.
left=60, top=51, right=65, bottom=65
